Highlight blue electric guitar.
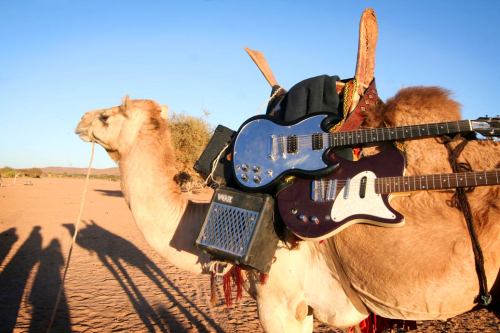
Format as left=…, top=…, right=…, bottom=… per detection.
left=232, top=114, right=499, bottom=190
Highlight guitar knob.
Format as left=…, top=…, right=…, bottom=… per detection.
left=310, top=216, right=320, bottom=224
left=253, top=175, right=261, bottom=184
left=290, top=208, right=298, bottom=215
left=267, top=169, right=273, bottom=176
left=240, top=174, right=248, bottom=182
left=241, top=164, right=249, bottom=172
left=298, top=214, right=308, bottom=222
left=252, top=165, right=261, bottom=173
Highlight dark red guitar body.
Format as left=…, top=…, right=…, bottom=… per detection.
left=276, top=148, right=406, bottom=240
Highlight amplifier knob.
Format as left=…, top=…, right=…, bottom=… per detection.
left=298, top=214, right=308, bottom=222
left=253, top=175, right=261, bottom=183
left=240, top=174, right=249, bottom=182
left=310, top=216, right=320, bottom=224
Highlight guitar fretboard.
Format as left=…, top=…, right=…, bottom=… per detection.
left=375, top=170, right=500, bottom=194
left=311, top=170, right=500, bottom=202
left=289, top=120, right=472, bottom=153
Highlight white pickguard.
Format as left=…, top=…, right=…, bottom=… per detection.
left=331, top=171, right=396, bottom=222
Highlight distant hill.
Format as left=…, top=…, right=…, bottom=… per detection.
left=42, top=167, right=120, bottom=176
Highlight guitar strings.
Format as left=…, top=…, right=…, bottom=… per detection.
left=275, top=120, right=469, bottom=145
left=311, top=170, right=499, bottom=200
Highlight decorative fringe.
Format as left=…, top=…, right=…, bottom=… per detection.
left=222, top=265, right=245, bottom=307
left=259, top=273, right=269, bottom=284
left=223, top=270, right=232, bottom=306
left=210, top=271, right=217, bottom=305
left=348, top=314, right=417, bottom=333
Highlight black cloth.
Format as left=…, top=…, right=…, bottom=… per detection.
left=266, top=74, right=351, bottom=161
left=267, top=75, right=342, bottom=123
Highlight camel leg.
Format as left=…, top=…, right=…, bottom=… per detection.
left=253, top=247, right=314, bottom=333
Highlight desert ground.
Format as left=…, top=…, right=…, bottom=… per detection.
left=0, top=176, right=498, bottom=332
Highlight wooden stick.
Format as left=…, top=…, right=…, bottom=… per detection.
left=245, top=47, right=345, bottom=94
left=354, top=8, right=378, bottom=94
left=244, top=48, right=279, bottom=87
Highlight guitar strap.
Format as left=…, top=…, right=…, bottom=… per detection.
left=442, top=136, right=492, bottom=306
left=334, top=78, right=381, bottom=160
left=341, top=78, right=380, bottom=131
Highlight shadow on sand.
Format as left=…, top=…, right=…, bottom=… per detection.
left=0, top=226, right=71, bottom=332
left=94, top=189, right=124, bottom=197
left=0, top=227, right=18, bottom=267
left=64, top=221, right=224, bottom=333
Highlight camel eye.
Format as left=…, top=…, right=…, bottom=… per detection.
left=99, top=114, right=110, bottom=122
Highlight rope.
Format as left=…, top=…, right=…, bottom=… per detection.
left=442, top=137, right=492, bottom=306
left=46, top=141, right=95, bottom=332
left=256, top=86, right=285, bottom=114
left=203, top=142, right=230, bottom=187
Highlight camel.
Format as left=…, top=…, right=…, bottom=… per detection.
left=75, top=90, right=499, bottom=332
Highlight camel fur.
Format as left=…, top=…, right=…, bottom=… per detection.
left=75, top=89, right=499, bottom=332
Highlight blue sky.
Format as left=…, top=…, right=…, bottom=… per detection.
left=1, top=1, right=499, bottom=168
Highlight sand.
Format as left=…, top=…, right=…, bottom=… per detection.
left=0, top=177, right=497, bottom=332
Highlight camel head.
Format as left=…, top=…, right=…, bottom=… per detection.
left=75, top=96, right=169, bottom=161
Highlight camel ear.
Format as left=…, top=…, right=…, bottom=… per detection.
left=121, top=95, right=132, bottom=110
left=160, top=104, right=169, bottom=119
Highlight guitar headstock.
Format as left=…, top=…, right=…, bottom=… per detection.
left=471, top=116, right=500, bottom=137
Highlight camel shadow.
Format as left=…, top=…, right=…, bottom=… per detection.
left=63, top=221, right=224, bottom=333
left=94, top=189, right=124, bottom=197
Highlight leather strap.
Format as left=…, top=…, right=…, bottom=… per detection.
left=443, top=137, right=492, bottom=306
left=340, top=79, right=379, bottom=132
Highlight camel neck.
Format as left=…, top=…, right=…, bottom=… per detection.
left=119, top=134, right=187, bottom=226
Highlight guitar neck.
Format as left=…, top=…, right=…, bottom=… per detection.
left=327, top=120, right=472, bottom=147
left=375, top=170, right=500, bottom=194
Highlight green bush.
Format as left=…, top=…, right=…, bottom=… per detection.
left=0, top=167, right=16, bottom=178
left=168, top=112, right=212, bottom=180
left=20, top=168, right=44, bottom=178
left=0, top=167, right=44, bottom=178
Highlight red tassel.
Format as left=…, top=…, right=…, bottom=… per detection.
left=223, top=270, right=232, bottom=307
left=259, top=272, right=269, bottom=284
left=233, top=266, right=243, bottom=302
left=210, top=271, right=217, bottom=305
left=350, top=313, right=417, bottom=333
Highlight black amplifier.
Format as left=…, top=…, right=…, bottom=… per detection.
left=196, top=187, right=278, bottom=273
left=193, top=124, right=235, bottom=186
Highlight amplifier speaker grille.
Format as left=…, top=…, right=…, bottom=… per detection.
left=196, top=187, right=278, bottom=272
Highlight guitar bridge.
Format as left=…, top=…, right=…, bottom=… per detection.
left=311, top=179, right=338, bottom=202
left=311, top=180, right=323, bottom=202
left=268, top=135, right=278, bottom=160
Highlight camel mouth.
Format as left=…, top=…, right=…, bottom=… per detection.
left=75, top=127, right=92, bottom=142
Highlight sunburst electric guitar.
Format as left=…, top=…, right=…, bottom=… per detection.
left=276, top=148, right=500, bottom=240
left=232, top=114, right=499, bottom=190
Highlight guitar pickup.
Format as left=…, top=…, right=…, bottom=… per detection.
left=343, top=178, right=351, bottom=199
left=312, top=133, right=323, bottom=150
left=287, top=135, right=298, bottom=154
left=326, top=179, right=337, bottom=201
